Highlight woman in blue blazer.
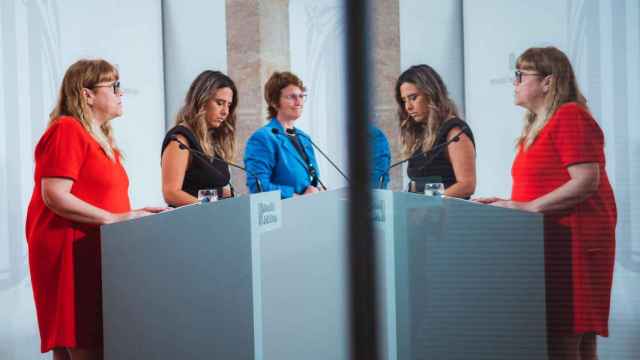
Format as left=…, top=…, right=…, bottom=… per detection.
left=244, top=71, right=321, bottom=198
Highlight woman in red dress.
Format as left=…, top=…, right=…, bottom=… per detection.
left=476, top=47, right=616, bottom=359
left=25, top=59, right=163, bottom=360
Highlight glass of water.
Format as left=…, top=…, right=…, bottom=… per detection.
left=424, top=183, right=445, bottom=197
left=198, top=189, right=218, bottom=203
left=405, top=180, right=418, bottom=193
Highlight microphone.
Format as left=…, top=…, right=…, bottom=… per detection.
left=271, top=128, right=327, bottom=190
left=286, top=128, right=351, bottom=184
left=377, top=125, right=469, bottom=189
left=169, top=135, right=263, bottom=193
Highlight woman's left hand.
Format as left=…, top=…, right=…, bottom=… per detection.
left=491, top=200, right=538, bottom=212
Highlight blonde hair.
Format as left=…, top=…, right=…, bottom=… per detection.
left=175, top=70, right=238, bottom=161
left=516, top=47, right=588, bottom=149
left=395, top=65, right=461, bottom=156
left=49, top=59, right=120, bottom=161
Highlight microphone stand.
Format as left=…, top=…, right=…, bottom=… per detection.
left=271, top=128, right=328, bottom=191
left=291, top=129, right=351, bottom=184
left=377, top=125, right=468, bottom=189
left=170, top=136, right=264, bottom=193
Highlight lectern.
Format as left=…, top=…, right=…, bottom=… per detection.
left=372, top=190, right=547, bottom=360
left=101, top=191, right=283, bottom=359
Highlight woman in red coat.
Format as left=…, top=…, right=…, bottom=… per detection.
left=476, top=47, right=616, bottom=359
left=25, top=59, right=163, bottom=360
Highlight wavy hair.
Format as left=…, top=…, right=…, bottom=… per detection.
left=49, top=59, right=119, bottom=161
left=395, top=64, right=460, bottom=156
left=175, top=70, right=238, bottom=161
left=516, top=46, right=588, bottom=149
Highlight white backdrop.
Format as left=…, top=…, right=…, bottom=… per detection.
left=0, top=1, right=165, bottom=358
left=289, top=0, right=350, bottom=190
left=400, top=0, right=464, bottom=115
left=162, top=0, right=227, bottom=128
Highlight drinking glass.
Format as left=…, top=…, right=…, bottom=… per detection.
left=405, top=180, right=418, bottom=193
left=197, top=189, right=218, bottom=203
left=424, top=183, right=445, bottom=197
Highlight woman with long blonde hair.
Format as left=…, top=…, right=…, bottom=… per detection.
left=395, top=64, right=476, bottom=198
left=161, top=70, right=238, bottom=206
left=476, top=47, right=617, bottom=360
left=26, top=59, right=163, bottom=360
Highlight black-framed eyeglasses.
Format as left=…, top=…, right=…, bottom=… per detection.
left=514, top=70, right=544, bottom=84
left=93, top=81, right=121, bottom=94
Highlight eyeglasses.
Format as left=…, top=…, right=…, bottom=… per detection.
left=93, top=81, right=121, bottom=94
left=514, top=70, right=544, bottom=84
left=282, top=93, right=307, bottom=102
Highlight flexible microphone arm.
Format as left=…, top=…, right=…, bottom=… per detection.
left=290, top=129, right=351, bottom=184
left=377, top=125, right=469, bottom=189
left=169, top=135, right=263, bottom=193
left=271, top=128, right=327, bottom=191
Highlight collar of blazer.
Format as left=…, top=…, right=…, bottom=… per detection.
left=267, top=118, right=314, bottom=173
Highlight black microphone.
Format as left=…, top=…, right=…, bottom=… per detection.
left=377, top=125, right=469, bottom=189
left=169, top=135, right=263, bottom=193
left=271, top=128, right=327, bottom=190
left=287, top=128, right=351, bottom=184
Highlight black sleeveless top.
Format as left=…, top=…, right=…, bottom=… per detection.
left=407, top=118, right=475, bottom=190
left=161, top=125, right=231, bottom=199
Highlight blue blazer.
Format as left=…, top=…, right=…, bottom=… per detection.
left=370, top=126, right=391, bottom=188
left=244, top=118, right=320, bottom=198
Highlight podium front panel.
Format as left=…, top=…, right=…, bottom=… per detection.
left=101, top=191, right=281, bottom=360
left=259, top=189, right=350, bottom=360
left=373, top=191, right=547, bottom=360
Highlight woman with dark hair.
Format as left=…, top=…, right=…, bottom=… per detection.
left=395, top=64, right=476, bottom=198
left=476, top=46, right=617, bottom=359
left=161, top=70, right=238, bottom=206
left=244, top=71, right=321, bottom=199
left=25, top=59, right=162, bottom=360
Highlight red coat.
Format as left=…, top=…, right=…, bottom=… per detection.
left=511, top=103, right=616, bottom=336
left=25, top=116, right=131, bottom=352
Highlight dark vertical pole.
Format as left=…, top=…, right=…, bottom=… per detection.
left=345, top=1, right=378, bottom=360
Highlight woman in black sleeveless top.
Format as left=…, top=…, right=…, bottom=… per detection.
left=161, top=70, right=238, bottom=206
left=395, top=65, right=476, bottom=198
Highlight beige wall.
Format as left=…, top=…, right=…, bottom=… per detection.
left=226, top=0, right=290, bottom=192
left=372, top=0, right=401, bottom=189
